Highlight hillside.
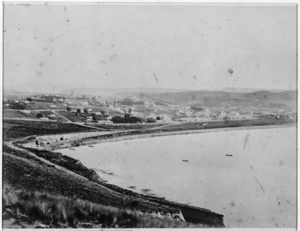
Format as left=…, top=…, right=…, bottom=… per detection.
left=140, top=90, right=297, bottom=109
left=60, top=87, right=184, bottom=96
left=2, top=120, right=225, bottom=228
left=221, top=87, right=289, bottom=93
left=4, top=89, right=37, bottom=97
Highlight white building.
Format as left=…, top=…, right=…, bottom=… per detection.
left=148, top=113, right=157, bottom=119
left=97, top=120, right=113, bottom=125
left=130, top=111, right=143, bottom=117
left=81, top=102, right=89, bottom=106
left=160, top=114, right=172, bottom=122
left=20, top=110, right=31, bottom=114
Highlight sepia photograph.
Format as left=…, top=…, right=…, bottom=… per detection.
left=2, top=2, right=297, bottom=229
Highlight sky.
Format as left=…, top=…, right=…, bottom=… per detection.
left=3, top=3, right=297, bottom=92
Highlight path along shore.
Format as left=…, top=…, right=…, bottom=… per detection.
left=20, top=123, right=296, bottom=151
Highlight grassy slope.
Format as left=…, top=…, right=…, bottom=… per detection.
left=3, top=147, right=213, bottom=228
left=3, top=183, right=200, bottom=228
left=3, top=120, right=98, bottom=141
left=3, top=151, right=171, bottom=213
left=3, top=143, right=220, bottom=228
left=2, top=120, right=227, bottom=228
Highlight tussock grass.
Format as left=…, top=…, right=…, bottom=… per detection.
left=3, top=184, right=205, bottom=228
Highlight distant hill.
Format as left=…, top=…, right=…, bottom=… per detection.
left=4, top=85, right=297, bottom=110
left=3, top=89, right=37, bottom=96
left=221, top=87, right=290, bottom=93
left=60, top=87, right=184, bottom=96
left=5, top=82, right=87, bottom=94
left=140, top=90, right=297, bottom=109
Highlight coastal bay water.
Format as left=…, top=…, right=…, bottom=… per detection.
left=59, top=126, right=296, bottom=228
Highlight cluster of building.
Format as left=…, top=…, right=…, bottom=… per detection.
left=3, top=93, right=296, bottom=124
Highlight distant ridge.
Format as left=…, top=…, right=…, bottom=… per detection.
left=221, top=87, right=291, bottom=93
left=138, top=89, right=296, bottom=110
left=60, top=87, right=185, bottom=96
left=3, top=89, right=38, bottom=96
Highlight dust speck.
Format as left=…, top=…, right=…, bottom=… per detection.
left=109, top=54, right=117, bottom=61
left=236, top=218, right=243, bottom=223
left=35, top=71, right=42, bottom=77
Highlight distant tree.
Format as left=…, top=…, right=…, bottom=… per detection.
left=84, top=108, right=88, bottom=113
left=111, top=115, right=143, bottom=124
left=124, top=113, right=130, bottom=119
left=77, top=109, right=81, bottom=113
left=66, top=106, right=72, bottom=111
left=10, top=104, right=26, bottom=110
left=92, top=114, right=98, bottom=122
left=26, top=97, right=33, bottom=102
left=156, top=116, right=161, bottom=120
left=146, top=118, right=156, bottom=123
left=36, top=113, right=43, bottom=118
left=111, top=116, right=124, bottom=123
left=129, top=116, right=143, bottom=123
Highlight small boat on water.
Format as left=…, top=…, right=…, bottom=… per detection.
left=88, top=145, right=94, bottom=148
left=226, top=154, right=233, bottom=157
left=182, top=159, right=189, bottom=162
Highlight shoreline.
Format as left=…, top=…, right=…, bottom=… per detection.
left=50, top=123, right=296, bottom=151
left=7, top=136, right=226, bottom=227
left=9, top=122, right=295, bottom=228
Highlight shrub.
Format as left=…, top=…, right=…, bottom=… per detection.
left=2, top=184, right=205, bottom=228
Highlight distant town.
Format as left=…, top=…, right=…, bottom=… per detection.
left=3, top=90, right=297, bottom=126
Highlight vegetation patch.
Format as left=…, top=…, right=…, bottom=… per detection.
left=22, top=147, right=101, bottom=182
left=3, top=184, right=204, bottom=228
left=3, top=120, right=97, bottom=141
